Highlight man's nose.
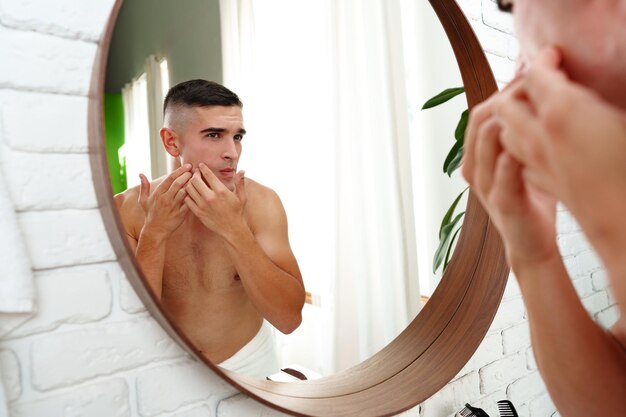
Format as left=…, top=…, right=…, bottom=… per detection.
left=221, top=139, right=239, bottom=161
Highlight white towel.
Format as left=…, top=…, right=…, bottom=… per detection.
left=0, top=144, right=36, bottom=337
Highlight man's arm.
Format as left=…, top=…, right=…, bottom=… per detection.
left=514, top=256, right=626, bottom=417
left=116, top=165, right=192, bottom=299
left=462, top=61, right=626, bottom=416
left=184, top=165, right=305, bottom=334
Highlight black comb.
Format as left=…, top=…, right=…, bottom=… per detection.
left=497, top=400, right=519, bottom=417
left=459, top=403, right=490, bottom=417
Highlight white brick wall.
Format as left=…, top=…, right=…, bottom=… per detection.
left=0, top=1, right=617, bottom=416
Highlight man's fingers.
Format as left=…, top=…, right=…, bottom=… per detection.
left=138, top=174, right=150, bottom=211
left=186, top=174, right=207, bottom=203
left=157, top=163, right=192, bottom=193
left=491, top=153, right=525, bottom=214
left=198, top=163, right=224, bottom=190
left=235, top=170, right=246, bottom=203
left=184, top=196, right=201, bottom=217
left=463, top=98, right=495, bottom=183
left=523, top=47, right=567, bottom=116
left=473, top=118, right=503, bottom=196
left=494, top=89, right=539, bottom=164
left=165, top=171, right=192, bottom=197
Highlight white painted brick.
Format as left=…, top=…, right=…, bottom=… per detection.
left=479, top=353, right=527, bottom=394
left=457, top=0, right=481, bottom=21
left=507, top=36, right=519, bottom=61
left=1, top=147, right=97, bottom=210
left=217, top=395, right=287, bottom=417
left=31, top=317, right=185, bottom=391
left=518, top=403, right=530, bottom=417
left=489, top=297, right=526, bottom=333
left=529, top=393, right=556, bottom=417
left=420, top=372, right=481, bottom=417
left=482, top=0, right=514, bottom=34
left=561, top=256, right=578, bottom=278
left=503, top=274, right=521, bottom=299
left=571, top=276, right=593, bottom=299
left=10, top=378, right=130, bottom=417
left=581, top=291, right=609, bottom=316
left=120, top=270, right=146, bottom=314
left=0, top=0, right=115, bottom=42
left=17, top=209, right=116, bottom=269
left=0, top=89, right=89, bottom=153
left=7, top=268, right=112, bottom=338
left=136, top=360, right=235, bottom=417
left=591, top=269, right=609, bottom=291
left=168, top=404, right=214, bottom=417
left=557, top=232, right=591, bottom=258
left=485, top=53, right=516, bottom=83
left=459, top=333, right=502, bottom=376
left=526, top=347, right=537, bottom=371
left=507, top=371, right=545, bottom=407
left=575, top=250, right=603, bottom=276
left=470, top=19, right=511, bottom=58
left=502, top=322, right=530, bottom=355
left=0, top=25, right=96, bottom=95
left=0, top=348, right=21, bottom=402
left=556, top=210, right=579, bottom=235
left=595, top=304, right=620, bottom=329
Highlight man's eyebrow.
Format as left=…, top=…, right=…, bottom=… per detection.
left=199, top=127, right=247, bottom=135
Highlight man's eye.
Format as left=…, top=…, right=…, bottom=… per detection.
left=234, top=135, right=243, bottom=141
left=206, top=132, right=219, bottom=138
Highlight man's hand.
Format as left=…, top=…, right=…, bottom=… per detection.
left=462, top=90, right=559, bottom=272
left=138, top=164, right=192, bottom=239
left=490, top=47, right=626, bottom=275
left=184, top=163, right=247, bottom=239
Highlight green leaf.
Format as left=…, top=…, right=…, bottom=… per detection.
left=422, top=87, right=465, bottom=109
left=433, top=212, right=465, bottom=273
left=443, top=226, right=462, bottom=272
left=443, top=142, right=462, bottom=174
left=454, top=109, right=469, bottom=143
left=446, top=146, right=464, bottom=177
left=438, top=187, right=468, bottom=239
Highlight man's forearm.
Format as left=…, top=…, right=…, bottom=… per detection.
left=222, top=224, right=305, bottom=334
left=135, top=227, right=169, bottom=300
left=513, top=255, right=626, bottom=417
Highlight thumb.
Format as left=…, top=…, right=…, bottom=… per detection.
left=234, top=170, right=246, bottom=203
left=138, top=174, right=150, bottom=212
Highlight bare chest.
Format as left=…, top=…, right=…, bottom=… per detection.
left=162, top=220, right=240, bottom=294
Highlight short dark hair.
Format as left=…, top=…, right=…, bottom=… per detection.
left=163, top=79, right=242, bottom=115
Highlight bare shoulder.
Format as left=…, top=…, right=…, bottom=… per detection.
left=113, top=177, right=166, bottom=237
left=242, top=177, right=287, bottom=230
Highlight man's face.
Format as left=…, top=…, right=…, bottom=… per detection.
left=175, top=105, right=245, bottom=191
left=510, top=0, right=625, bottom=106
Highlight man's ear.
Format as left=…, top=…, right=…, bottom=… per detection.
left=161, top=127, right=180, bottom=157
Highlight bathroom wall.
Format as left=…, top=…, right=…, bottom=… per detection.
left=0, top=1, right=618, bottom=417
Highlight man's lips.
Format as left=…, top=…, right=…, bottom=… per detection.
left=218, top=167, right=235, bottom=177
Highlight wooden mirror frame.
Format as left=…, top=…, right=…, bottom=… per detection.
left=88, top=0, right=509, bottom=415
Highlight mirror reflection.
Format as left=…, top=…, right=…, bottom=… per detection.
left=104, top=0, right=467, bottom=380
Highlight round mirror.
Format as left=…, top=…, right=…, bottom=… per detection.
left=89, top=0, right=509, bottom=415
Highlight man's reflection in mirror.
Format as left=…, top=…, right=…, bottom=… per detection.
left=114, top=79, right=305, bottom=378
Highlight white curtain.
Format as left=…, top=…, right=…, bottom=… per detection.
left=219, top=0, right=419, bottom=374
left=331, top=0, right=418, bottom=371
left=120, top=56, right=170, bottom=188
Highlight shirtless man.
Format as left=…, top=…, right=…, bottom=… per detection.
left=463, top=1, right=626, bottom=415
left=115, top=79, right=305, bottom=377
